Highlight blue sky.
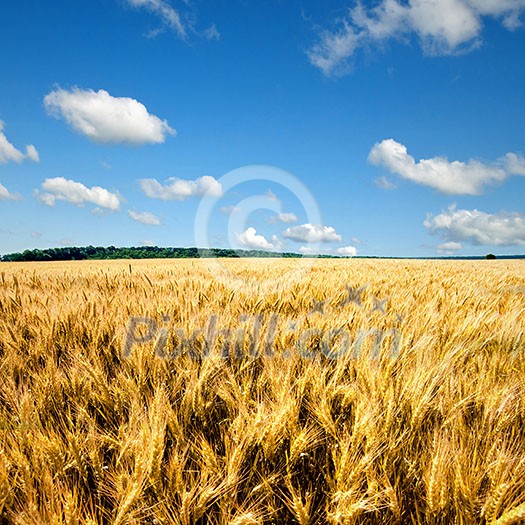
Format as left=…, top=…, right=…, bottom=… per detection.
left=1, top=0, right=525, bottom=257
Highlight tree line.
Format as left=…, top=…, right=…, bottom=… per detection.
left=1, top=246, right=515, bottom=262
left=0, top=245, right=335, bottom=262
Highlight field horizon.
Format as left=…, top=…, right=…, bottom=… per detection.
left=2, top=245, right=525, bottom=263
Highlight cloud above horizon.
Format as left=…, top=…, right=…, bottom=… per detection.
left=140, top=175, right=223, bottom=201
left=0, top=121, right=39, bottom=164
left=298, top=244, right=358, bottom=256
left=236, top=227, right=284, bottom=251
left=369, top=139, right=524, bottom=195
left=283, top=223, right=343, bottom=243
left=425, top=205, right=525, bottom=246
left=308, top=0, right=525, bottom=76
left=128, top=210, right=161, bottom=225
left=436, top=241, right=463, bottom=254
left=337, top=245, right=358, bottom=256
left=36, top=177, right=121, bottom=210
left=44, top=87, right=175, bottom=145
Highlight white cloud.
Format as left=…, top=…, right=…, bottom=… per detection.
left=368, top=139, right=519, bottom=195
left=37, top=192, right=57, bottom=207
left=44, top=87, right=175, bottom=145
left=425, top=205, right=525, bottom=246
left=297, top=245, right=357, bottom=256
left=298, top=246, right=324, bottom=255
left=140, top=175, right=223, bottom=200
left=308, top=0, right=525, bottom=75
left=36, top=177, right=121, bottom=210
left=0, top=183, right=20, bottom=201
left=0, top=121, right=39, bottom=165
left=282, top=223, right=343, bottom=243
left=126, top=0, right=187, bottom=39
left=504, top=153, right=525, bottom=176
left=467, top=0, right=525, bottom=29
left=409, top=0, right=482, bottom=54
left=337, top=245, right=358, bottom=256
left=268, top=212, right=298, bottom=224
left=128, top=210, right=161, bottom=225
left=436, top=241, right=463, bottom=254
left=236, top=227, right=283, bottom=251
left=125, top=0, right=220, bottom=41
left=307, top=20, right=360, bottom=76
left=25, top=144, right=40, bottom=162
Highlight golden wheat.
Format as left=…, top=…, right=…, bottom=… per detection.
left=0, top=258, right=524, bottom=523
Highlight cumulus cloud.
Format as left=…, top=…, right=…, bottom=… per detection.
left=368, top=139, right=523, bottom=195
left=425, top=205, right=525, bottom=246
left=36, top=177, right=121, bottom=210
left=44, top=87, right=175, bottom=145
left=282, top=223, right=343, bottom=243
left=140, top=175, right=223, bottom=200
left=0, top=183, right=20, bottom=201
left=236, top=227, right=283, bottom=251
left=268, top=212, right=298, bottom=224
left=308, top=0, right=525, bottom=75
left=337, top=245, right=358, bottom=256
left=128, top=210, right=161, bottom=225
left=504, top=153, right=525, bottom=176
left=0, top=121, right=39, bottom=164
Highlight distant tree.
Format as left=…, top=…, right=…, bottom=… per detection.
left=485, top=253, right=497, bottom=260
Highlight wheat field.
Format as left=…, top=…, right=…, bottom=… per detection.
left=0, top=258, right=524, bottom=524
